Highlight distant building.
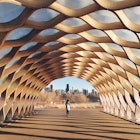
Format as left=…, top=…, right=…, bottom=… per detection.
left=91, top=89, right=94, bottom=94
left=50, top=84, right=54, bottom=92
left=71, top=87, right=74, bottom=93
left=65, top=84, right=70, bottom=93
left=83, top=89, right=88, bottom=95
left=73, top=89, right=80, bottom=94
left=44, top=85, right=54, bottom=93
left=55, top=89, right=65, bottom=94
left=91, top=89, right=98, bottom=96
left=44, top=87, right=51, bottom=92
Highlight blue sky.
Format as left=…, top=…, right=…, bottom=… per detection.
left=46, top=76, right=94, bottom=92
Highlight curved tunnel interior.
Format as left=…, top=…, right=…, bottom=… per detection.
left=0, top=0, right=140, bottom=122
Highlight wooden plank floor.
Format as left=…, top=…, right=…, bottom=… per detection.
left=0, top=108, right=140, bottom=140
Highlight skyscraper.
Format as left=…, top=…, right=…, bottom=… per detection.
left=65, top=84, right=69, bottom=93
left=50, top=84, right=54, bottom=92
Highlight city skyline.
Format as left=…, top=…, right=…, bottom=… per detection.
left=46, top=76, right=94, bottom=92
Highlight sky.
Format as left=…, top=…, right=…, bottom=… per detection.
left=46, top=76, right=94, bottom=92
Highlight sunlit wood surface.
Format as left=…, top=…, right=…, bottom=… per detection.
left=1, top=108, right=140, bottom=140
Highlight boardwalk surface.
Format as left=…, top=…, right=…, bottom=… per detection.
left=0, top=108, right=140, bottom=140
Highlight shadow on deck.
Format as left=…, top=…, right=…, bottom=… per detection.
left=0, top=108, right=140, bottom=140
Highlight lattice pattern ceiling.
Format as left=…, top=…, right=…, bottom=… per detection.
left=0, top=0, right=140, bottom=98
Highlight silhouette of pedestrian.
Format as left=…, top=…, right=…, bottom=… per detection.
left=65, top=99, right=70, bottom=117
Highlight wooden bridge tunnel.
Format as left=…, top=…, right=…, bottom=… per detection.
left=0, top=0, right=140, bottom=123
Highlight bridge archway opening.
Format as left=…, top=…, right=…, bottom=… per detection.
left=45, top=76, right=95, bottom=93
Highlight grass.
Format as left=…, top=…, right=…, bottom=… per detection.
left=35, top=102, right=102, bottom=109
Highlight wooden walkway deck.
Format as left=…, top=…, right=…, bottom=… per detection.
left=0, top=108, right=140, bottom=140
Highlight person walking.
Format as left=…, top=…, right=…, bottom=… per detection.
left=65, top=99, right=70, bottom=117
